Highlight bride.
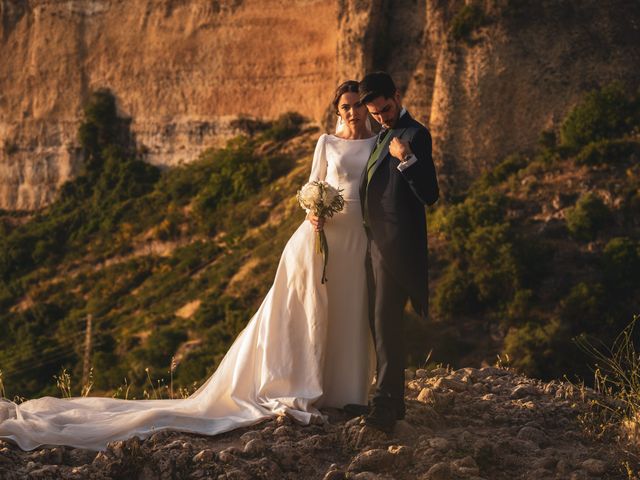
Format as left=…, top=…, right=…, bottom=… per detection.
left=0, top=81, right=378, bottom=452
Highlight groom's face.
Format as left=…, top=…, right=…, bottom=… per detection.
left=364, top=92, right=401, bottom=129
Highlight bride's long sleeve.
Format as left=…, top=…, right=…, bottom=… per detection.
left=308, top=134, right=328, bottom=182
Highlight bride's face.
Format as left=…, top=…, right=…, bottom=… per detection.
left=337, top=92, right=368, bottom=132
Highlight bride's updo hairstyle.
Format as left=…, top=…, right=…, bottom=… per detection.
left=332, top=80, right=360, bottom=115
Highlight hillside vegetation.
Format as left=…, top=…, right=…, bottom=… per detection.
left=0, top=83, right=639, bottom=400
left=0, top=90, right=313, bottom=398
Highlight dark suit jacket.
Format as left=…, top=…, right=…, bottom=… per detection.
left=359, top=110, right=439, bottom=317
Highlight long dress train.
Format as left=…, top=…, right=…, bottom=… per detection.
left=0, top=133, right=377, bottom=451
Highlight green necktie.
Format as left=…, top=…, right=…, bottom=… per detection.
left=366, top=129, right=391, bottom=184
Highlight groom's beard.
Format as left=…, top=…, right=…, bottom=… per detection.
left=382, top=104, right=401, bottom=129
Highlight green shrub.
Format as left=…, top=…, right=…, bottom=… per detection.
left=622, top=188, right=640, bottom=228
left=559, top=282, right=606, bottom=334
left=439, top=192, right=506, bottom=252
left=433, top=263, right=476, bottom=319
left=467, top=224, right=520, bottom=305
left=230, top=116, right=269, bottom=136
left=539, top=130, right=557, bottom=149
left=505, top=289, right=534, bottom=326
left=433, top=190, right=528, bottom=318
left=493, top=154, right=528, bottom=182
left=475, top=154, right=527, bottom=189
left=451, top=4, right=486, bottom=41
left=602, top=237, right=640, bottom=292
left=575, top=139, right=640, bottom=166
left=565, top=193, right=611, bottom=241
left=194, top=137, right=294, bottom=236
left=560, top=83, right=640, bottom=150
left=0, top=282, right=14, bottom=310
left=503, top=318, right=576, bottom=379
left=260, top=112, right=306, bottom=142
left=143, top=326, right=188, bottom=369
left=78, top=88, right=127, bottom=173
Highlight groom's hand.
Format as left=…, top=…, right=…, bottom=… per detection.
left=389, top=138, right=413, bottom=162
left=308, top=213, right=325, bottom=232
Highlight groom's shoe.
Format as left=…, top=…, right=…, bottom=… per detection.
left=343, top=403, right=370, bottom=417
left=364, top=404, right=396, bottom=434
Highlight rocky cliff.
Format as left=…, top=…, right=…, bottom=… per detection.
left=0, top=0, right=337, bottom=209
left=0, top=366, right=636, bottom=479
left=337, top=0, right=640, bottom=191
left=1, top=0, right=640, bottom=209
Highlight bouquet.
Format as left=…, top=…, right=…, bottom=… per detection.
left=297, top=181, right=345, bottom=284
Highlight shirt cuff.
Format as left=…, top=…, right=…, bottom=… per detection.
left=397, top=154, right=417, bottom=172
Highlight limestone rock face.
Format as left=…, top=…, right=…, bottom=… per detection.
left=0, top=0, right=337, bottom=209
left=343, top=0, right=640, bottom=193
left=424, top=0, right=640, bottom=192
left=2, top=0, right=640, bottom=209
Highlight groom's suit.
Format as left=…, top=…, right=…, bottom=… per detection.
left=359, top=109, right=439, bottom=416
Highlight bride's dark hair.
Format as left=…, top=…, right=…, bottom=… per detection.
left=332, top=80, right=360, bottom=114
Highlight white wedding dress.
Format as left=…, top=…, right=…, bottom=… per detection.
left=0, top=133, right=377, bottom=451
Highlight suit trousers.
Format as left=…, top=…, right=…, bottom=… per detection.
left=365, top=235, right=408, bottom=418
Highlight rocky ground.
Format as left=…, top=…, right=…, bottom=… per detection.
left=0, top=366, right=638, bottom=480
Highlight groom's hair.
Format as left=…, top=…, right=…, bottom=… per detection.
left=359, top=71, right=397, bottom=104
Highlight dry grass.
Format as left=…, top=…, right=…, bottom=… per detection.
left=572, top=315, right=640, bottom=478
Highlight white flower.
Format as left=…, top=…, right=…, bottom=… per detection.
left=319, top=182, right=340, bottom=207
left=297, top=182, right=322, bottom=210
left=296, top=180, right=345, bottom=284
left=297, top=180, right=344, bottom=218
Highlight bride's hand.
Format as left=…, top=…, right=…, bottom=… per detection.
left=307, top=213, right=325, bottom=232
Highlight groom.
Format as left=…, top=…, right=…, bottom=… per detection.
left=349, top=71, right=439, bottom=433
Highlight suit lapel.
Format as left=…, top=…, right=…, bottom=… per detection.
left=367, top=127, right=408, bottom=182
left=367, top=141, right=390, bottom=182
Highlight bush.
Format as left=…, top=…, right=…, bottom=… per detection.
left=503, top=318, right=571, bottom=379
left=560, top=83, right=640, bottom=150
left=230, top=116, right=269, bottom=136
left=0, top=282, right=14, bottom=310
left=433, top=263, right=476, bottom=319
left=439, top=192, right=506, bottom=252
left=193, top=136, right=295, bottom=236
left=539, top=130, right=557, bottom=150
left=559, top=282, right=607, bottom=334
left=261, top=112, right=306, bottom=142
left=475, top=154, right=527, bottom=189
left=602, top=237, right=640, bottom=292
left=467, top=224, right=520, bottom=305
left=565, top=193, right=611, bottom=241
left=434, top=191, right=527, bottom=318
left=78, top=88, right=126, bottom=173
left=575, top=139, right=640, bottom=166
left=450, top=4, right=486, bottom=41
left=144, top=326, right=188, bottom=369
left=505, top=289, right=534, bottom=326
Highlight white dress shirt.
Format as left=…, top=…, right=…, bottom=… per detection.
left=395, top=107, right=417, bottom=172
